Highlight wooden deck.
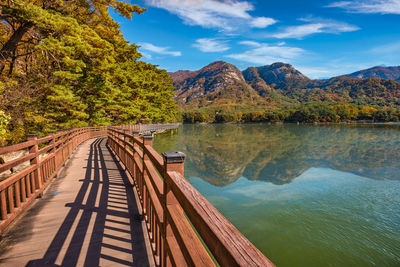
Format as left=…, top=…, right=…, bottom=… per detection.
left=0, top=138, right=154, bottom=267
left=0, top=126, right=274, bottom=266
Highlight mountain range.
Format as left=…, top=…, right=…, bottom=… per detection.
left=170, top=61, right=400, bottom=108
left=343, top=66, right=400, bottom=82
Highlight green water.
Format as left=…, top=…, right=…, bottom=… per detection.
left=153, top=123, right=400, bottom=266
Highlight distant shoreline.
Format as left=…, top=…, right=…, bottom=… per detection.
left=183, top=121, right=400, bottom=125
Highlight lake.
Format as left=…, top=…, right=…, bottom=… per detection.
left=153, top=123, right=400, bottom=266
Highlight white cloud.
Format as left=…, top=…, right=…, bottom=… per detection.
left=238, top=40, right=262, bottom=47
left=139, top=42, right=182, bottom=56
left=193, top=38, right=230, bottom=52
left=271, top=18, right=360, bottom=39
left=145, top=0, right=276, bottom=31
left=140, top=51, right=153, bottom=59
left=327, top=0, right=400, bottom=14
left=250, top=17, right=277, bottom=28
left=227, top=41, right=304, bottom=65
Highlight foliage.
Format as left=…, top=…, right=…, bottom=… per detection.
left=182, top=103, right=400, bottom=123
left=0, top=0, right=178, bottom=144
left=0, top=110, right=10, bottom=144
left=304, top=77, right=400, bottom=104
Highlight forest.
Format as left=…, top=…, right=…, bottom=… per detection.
left=0, top=0, right=178, bottom=144
left=182, top=103, right=400, bottom=123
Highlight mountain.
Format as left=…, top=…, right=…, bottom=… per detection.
left=307, top=76, right=400, bottom=103
left=243, top=62, right=311, bottom=90
left=344, top=66, right=400, bottom=82
left=169, top=70, right=198, bottom=83
left=170, top=61, right=400, bottom=108
left=172, top=61, right=260, bottom=105
left=242, top=67, right=272, bottom=96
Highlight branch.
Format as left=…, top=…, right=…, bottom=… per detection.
left=15, top=50, right=35, bottom=58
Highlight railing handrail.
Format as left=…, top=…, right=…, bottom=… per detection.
left=107, top=126, right=274, bottom=267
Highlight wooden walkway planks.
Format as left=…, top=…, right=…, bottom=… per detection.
left=0, top=138, right=154, bottom=267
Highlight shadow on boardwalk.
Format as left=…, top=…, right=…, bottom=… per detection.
left=24, top=138, right=151, bottom=266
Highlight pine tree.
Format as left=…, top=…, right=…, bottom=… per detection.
left=0, top=0, right=178, bottom=144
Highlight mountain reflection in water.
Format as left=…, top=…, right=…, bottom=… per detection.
left=154, top=123, right=400, bottom=186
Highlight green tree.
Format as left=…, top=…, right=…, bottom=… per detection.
left=0, top=0, right=178, bottom=143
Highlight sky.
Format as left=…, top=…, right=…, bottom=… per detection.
left=112, top=0, right=400, bottom=79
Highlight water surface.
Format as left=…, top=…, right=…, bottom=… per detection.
left=154, top=124, right=400, bottom=266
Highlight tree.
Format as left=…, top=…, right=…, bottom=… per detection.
left=0, top=0, right=178, bottom=144
left=0, top=110, right=10, bottom=144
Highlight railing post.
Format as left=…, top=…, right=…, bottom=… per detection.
left=71, top=128, right=76, bottom=154
left=162, top=152, right=185, bottom=176
left=133, top=131, right=139, bottom=144
left=55, top=130, right=61, bottom=168
left=48, top=131, right=56, bottom=177
left=48, top=131, right=56, bottom=153
left=74, top=128, right=77, bottom=146
left=132, top=131, right=139, bottom=185
left=143, top=135, right=153, bottom=147
left=60, top=129, right=67, bottom=166
left=116, top=128, right=122, bottom=156
left=66, top=129, right=71, bottom=157
left=161, top=151, right=186, bottom=267
left=112, top=128, right=117, bottom=154
left=142, top=135, right=153, bottom=215
left=69, top=129, right=73, bottom=156
left=76, top=127, right=81, bottom=146
left=112, top=127, right=116, bottom=150
left=123, top=129, right=129, bottom=167
left=72, top=128, right=76, bottom=150
left=27, top=134, right=42, bottom=193
left=112, top=127, right=116, bottom=152
left=71, top=128, right=75, bottom=149
left=106, top=126, right=111, bottom=146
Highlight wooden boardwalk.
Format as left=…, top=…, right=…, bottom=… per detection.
left=0, top=126, right=274, bottom=266
left=0, top=138, right=154, bottom=267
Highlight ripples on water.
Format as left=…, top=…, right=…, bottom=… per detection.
left=153, top=123, right=400, bottom=267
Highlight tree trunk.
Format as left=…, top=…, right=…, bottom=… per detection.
left=0, top=22, right=34, bottom=73
left=8, top=49, right=16, bottom=76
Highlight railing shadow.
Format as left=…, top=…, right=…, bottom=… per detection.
left=26, top=138, right=150, bottom=267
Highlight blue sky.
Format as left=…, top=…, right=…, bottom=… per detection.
left=113, top=0, right=400, bottom=79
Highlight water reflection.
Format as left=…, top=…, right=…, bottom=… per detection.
left=154, top=124, right=400, bottom=186
left=154, top=124, right=400, bottom=266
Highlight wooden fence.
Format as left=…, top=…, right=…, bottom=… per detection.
left=107, top=127, right=274, bottom=267
left=0, top=127, right=106, bottom=235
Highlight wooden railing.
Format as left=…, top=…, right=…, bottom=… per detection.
left=107, top=127, right=275, bottom=267
left=0, top=127, right=106, bottom=235
left=118, top=123, right=181, bottom=134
